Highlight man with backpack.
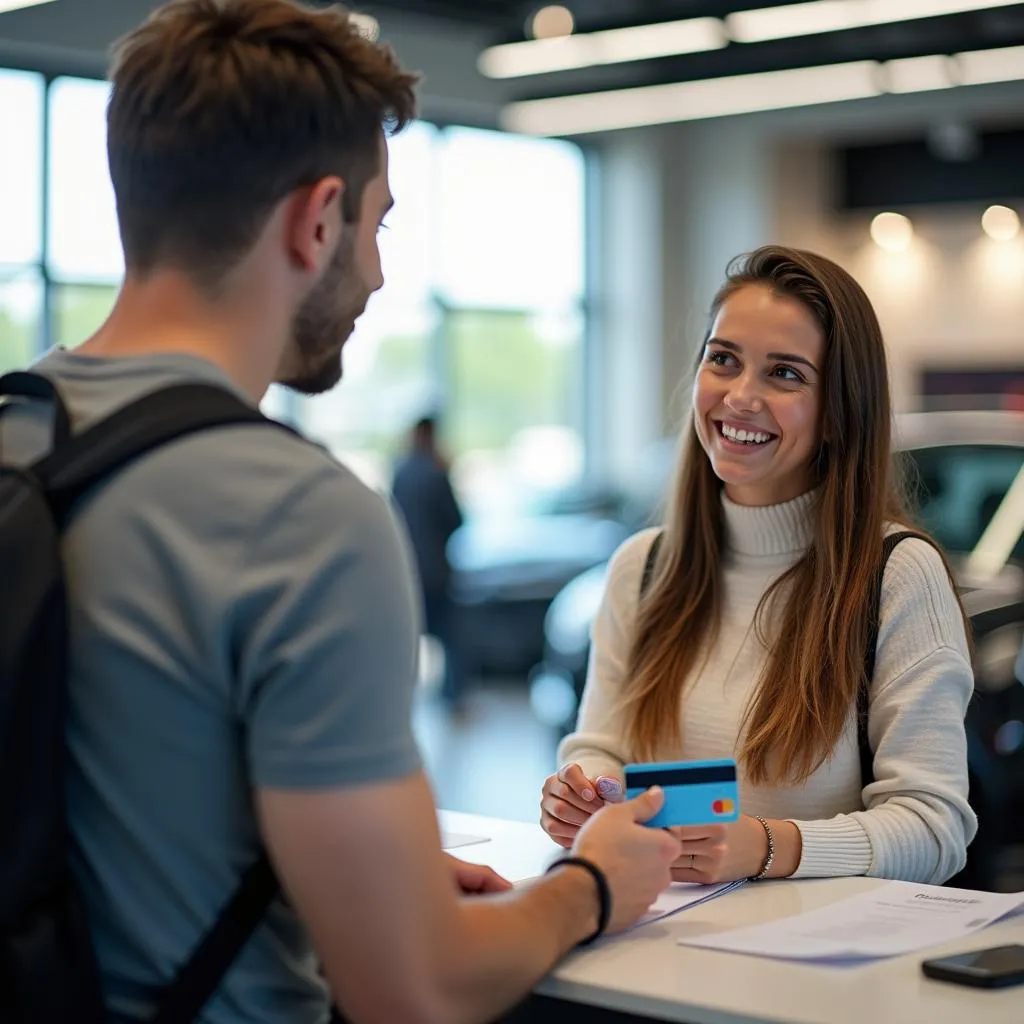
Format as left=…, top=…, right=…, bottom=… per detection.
left=0, top=2, right=683, bottom=1022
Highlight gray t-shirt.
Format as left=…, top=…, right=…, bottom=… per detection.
left=0, top=349, right=422, bottom=1024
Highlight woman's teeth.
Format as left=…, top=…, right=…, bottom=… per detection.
left=721, top=423, right=772, bottom=445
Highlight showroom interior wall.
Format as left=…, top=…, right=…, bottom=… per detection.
left=773, top=139, right=1024, bottom=415
left=652, top=83, right=1024, bottom=437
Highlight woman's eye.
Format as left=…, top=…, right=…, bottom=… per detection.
left=772, top=365, right=804, bottom=383
left=707, top=350, right=734, bottom=367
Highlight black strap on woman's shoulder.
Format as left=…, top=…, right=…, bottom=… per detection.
left=637, top=526, right=929, bottom=792
left=639, top=530, right=665, bottom=597
left=858, top=530, right=930, bottom=787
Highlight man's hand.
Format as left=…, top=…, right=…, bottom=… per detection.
left=446, top=854, right=513, bottom=895
left=569, top=787, right=681, bottom=933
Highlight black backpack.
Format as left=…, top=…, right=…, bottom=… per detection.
left=0, top=372, right=280, bottom=1024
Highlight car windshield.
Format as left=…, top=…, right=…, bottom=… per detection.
left=905, top=444, right=1024, bottom=563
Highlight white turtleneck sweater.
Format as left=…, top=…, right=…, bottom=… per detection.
left=558, top=491, right=977, bottom=884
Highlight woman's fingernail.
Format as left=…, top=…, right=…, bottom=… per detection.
left=581, top=788, right=594, bottom=802
left=596, top=778, right=622, bottom=798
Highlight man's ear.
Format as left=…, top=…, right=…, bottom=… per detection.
left=286, top=176, right=344, bottom=273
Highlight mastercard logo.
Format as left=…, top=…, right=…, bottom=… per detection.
left=712, top=799, right=735, bottom=815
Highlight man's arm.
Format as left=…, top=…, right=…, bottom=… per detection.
left=257, top=772, right=600, bottom=1024
left=242, top=464, right=678, bottom=1022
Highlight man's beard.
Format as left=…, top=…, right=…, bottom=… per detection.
left=280, top=233, right=368, bottom=396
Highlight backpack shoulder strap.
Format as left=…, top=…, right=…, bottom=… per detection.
left=27, top=382, right=290, bottom=524
left=639, top=530, right=665, bottom=598
left=151, top=854, right=278, bottom=1024
left=858, top=530, right=930, bottom=787
left=0, top=370, right=72, bottom=446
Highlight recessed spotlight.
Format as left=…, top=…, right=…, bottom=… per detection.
left=982, top=205, right=1020, bottom=242
left=530, top=5, right=575, bottom=40
left=870, top=212, right=913, bottom=253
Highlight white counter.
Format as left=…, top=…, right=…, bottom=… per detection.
left=440, top=810, right=1024, bottom=1024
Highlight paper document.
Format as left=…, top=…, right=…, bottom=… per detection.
left=678, top=881, right=1024, bottom=961
left=633, top=880, right=746, bottom=930
left=441, top=831, right=491, bottom=851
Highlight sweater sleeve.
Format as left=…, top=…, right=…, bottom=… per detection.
left=556, top=529, right=661, bottom=783
left=791, top=538, right=977, bottom=883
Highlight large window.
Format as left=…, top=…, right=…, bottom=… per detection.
left=0, top=69, right=44, bottom=372
left=437, top=127, right=584, bottom=309
left=298, top=124, right=588, bottom=510
left=0, top=74, right=122, bottom=369
left=1, top=70, right=589, bottom=513
left=0, top=272, right=43, bottom=373
left=48, top=78, right=123, bottom=284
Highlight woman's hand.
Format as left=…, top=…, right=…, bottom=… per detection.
left=540, top=763, right=623, bottom=848
left=668, top=815, right=802, bottom=883
left=668, top=815, right=774, bottom=884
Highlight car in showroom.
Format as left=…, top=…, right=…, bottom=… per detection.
left=444, top=487, right=638, bottom=677
left=443, top=443, right=675, bottom=678
left=528, top=410, right=1024, bottom=889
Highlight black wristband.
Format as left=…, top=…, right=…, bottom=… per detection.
left=545, top=856, right=611, bottom=946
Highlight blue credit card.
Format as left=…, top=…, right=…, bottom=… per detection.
left=624, top=758, right=740, bottom=828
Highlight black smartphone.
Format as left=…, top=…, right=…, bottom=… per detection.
left=922, top=944, right=1024, bottom=989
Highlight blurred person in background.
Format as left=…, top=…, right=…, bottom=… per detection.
left=392, top=414, right=467, bottom=710
left=540, top=245, right=977, bottom=888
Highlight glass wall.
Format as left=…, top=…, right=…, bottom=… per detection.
left=0, top=69, right=45, bottom=373
left=1, top=72, right=589, bottom=513
left=296, top=122, right=588, bottom=510
left=0, top=73, right=122, bottom=368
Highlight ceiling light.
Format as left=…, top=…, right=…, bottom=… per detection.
left=982, top=205, right=1021, bottom=241
left=479, top=17, right=726, bottom=78
left=531, top=5, right=574, bottom=40
left=727, top=0, right=1023, bottom=44
left=0, top=0, right=58, bottom=11
left=503, top=41, right=1024, bottom=136
left=871, top=213, right=914, bottom=252
left=956, top=43, right=1024, bottom=85
left=481, top=1, right=1024, bottom=81
left=503, top=60, right=880, bottom=134
left=884, top=55, right=957, bottom=93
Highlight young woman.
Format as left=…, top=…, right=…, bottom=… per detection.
left=540, top=245, right=976, bottom=885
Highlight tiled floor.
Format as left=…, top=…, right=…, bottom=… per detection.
left=413, top=678, right=559, bottom=823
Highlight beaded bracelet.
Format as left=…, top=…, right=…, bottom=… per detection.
left=751, top=815, right=776, bottom=880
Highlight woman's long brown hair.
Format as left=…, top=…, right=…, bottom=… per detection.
left=621, top=245, right=967, bottom=785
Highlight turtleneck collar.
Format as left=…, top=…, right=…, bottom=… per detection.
left=722, top=489, right=816, bottom=559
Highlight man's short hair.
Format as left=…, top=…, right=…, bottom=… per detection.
left=107, top=0, right=418, bottom=292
